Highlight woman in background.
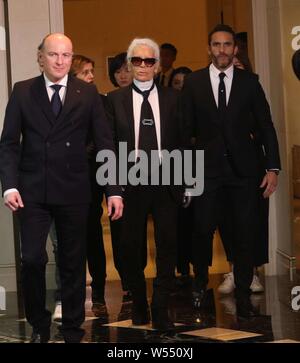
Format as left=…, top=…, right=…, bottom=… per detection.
left=108, top=52, right=133, bottom=88
left=70, top=55, right=107, bottom=314
left=108, top=52, right=137, bottom=301
left=171, top=66, right=193, bottom=287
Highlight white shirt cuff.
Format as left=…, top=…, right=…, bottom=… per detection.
left=4, top=188, right=19, bottom=198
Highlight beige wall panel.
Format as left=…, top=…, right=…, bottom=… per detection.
left=206, top=0, right=222, bottom=32
left=0, top=0, right=8, bottom=128
left=233, top=0, right=254, bottom=69
left=8, top=0, right=50, bottom=83
left=64, top=0, right=209, bottom=93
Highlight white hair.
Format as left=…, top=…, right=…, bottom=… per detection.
left=127, top=38, right=160, bottom=62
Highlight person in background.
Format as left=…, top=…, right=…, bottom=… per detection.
left=292, top=48, right=300, bottom=80
left=70, top=54, right=95, bottom=83
left=156, top=43, right=177, bottom=87
left=171, top=66, right=192, bottom=91
left=108, top=52, right=133, bottom=89
left=217, top=52, right=267, bottom=295
left=69, top=55, right=108, bottom=314
left=170, top=66, right=193, bottom=287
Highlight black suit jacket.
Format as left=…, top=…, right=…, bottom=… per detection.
left=0, top=74, right=121, bottom=204
left=155, top=70, right=176, bottom=87
left=181, top=67, right=281, bottom=178
left=106, top=84, right=184, bottom=204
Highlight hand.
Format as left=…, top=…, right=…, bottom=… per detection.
left=107, top=197, right=123, bottom=221
left=260, top=171, right=278, bottom=198
left=182, top=191, right=192, bottom=208
left=4, top=191, right=24, bottom=211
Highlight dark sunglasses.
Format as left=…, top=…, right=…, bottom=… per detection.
left=130, top=57, right=157, bottom=67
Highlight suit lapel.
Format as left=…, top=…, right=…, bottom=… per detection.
left=31, top=75, right=81, bottom=136
left=227, top=67, right=240, bottom=114
left=122, top=86, right=135, bottom=148
left=58, top=76, right=79, bottom=120
left=31, top=75, right=56, bottom=126
left=203, top=68, right=220, bottom=124
left=51, top=76, right=79, bottom=131
left=203, top=68, right=218, bottom=111
left=157, top=85, right=167, bottom=147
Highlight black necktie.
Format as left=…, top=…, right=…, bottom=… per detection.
left=50, top=84, right=62, bottom=117
left=132, top=82, right=158, bottom=171
left=218, top=72, right=231, bottom=171
left=218, top=72, right=226, bottom=114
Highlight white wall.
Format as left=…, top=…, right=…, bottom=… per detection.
left=0, top=0, right=64, bottom=291
left=252, top=0, right=294, bottom=277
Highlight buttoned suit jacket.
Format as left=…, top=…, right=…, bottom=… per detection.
left=106, top=84, right=184, bottom=204
left=0, top=74, right=121, bottom=204
left=181, top=67, right=281, bottom=178
left=155, top=70, right=176, bottom=87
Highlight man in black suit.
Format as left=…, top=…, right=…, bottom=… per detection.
left=0, top=33, right=123, bottom=342
left=106, top=38, right=183, bottom=331
left=181, top=24, right=281, bottom=317
left=155, top=43, right=177, bottom=87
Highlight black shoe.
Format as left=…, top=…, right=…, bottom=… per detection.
left=152, top=319, right=175, bottom=332
left=236, top=297, right=258, bottom=319
left=176, top=274, right=192, bottom=288
left=132, top=303, right=150, bottom=325
left=122, top=290, right=133, bottom=303
left=30, top=331, right=50, bottom=343
left=151, top=307, right=175, bottom=332
left=91, top=289, right=105, bottom=305
left=192, top=289, right=206, bottom=309
left=92, top=302, right=107, bottom=317
left=59, top=327, right=85, bottom=343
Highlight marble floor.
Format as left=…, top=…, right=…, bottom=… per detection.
left=1, top=208, right=300, bottom=345
left=0, top=273, right=300, bottom=344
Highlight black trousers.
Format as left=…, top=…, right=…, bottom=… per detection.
left=110, top=217, right=147, bottom=291
left=120, top=185, right=178, bottom=308
left=86, top=182, right=106, bottom=296
left=192, top=170, right=258, bottom=296
left=177, top=202, right=193, bottom=275
left=18, top=202, right=89, bottom=338
left=218, top=183, right=269, bottom=267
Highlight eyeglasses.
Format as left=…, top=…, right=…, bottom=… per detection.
left=80, top=69, right=95, bottom=76
left=129, top=57, right=157, bottom=67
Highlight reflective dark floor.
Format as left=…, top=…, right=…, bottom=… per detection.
left=0, top=274, right=300, bottom=343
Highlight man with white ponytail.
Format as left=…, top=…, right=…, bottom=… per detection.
left=107, top=37, right=184, bottom=331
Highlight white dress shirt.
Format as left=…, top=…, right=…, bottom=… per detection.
left=44, top=73, right=68, bottom=103
left=209, top=63, right=234, bottom=107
